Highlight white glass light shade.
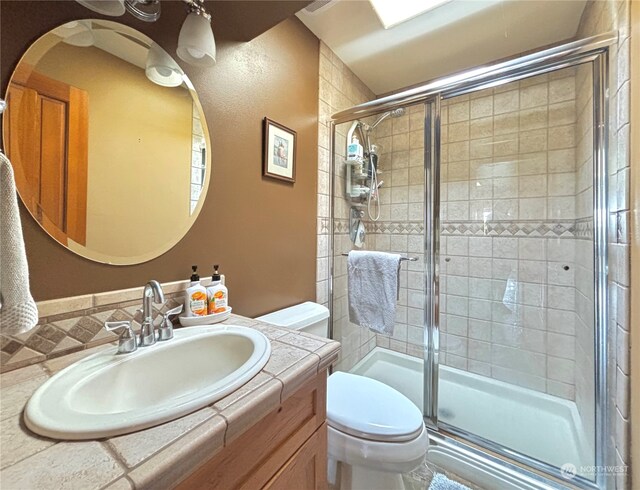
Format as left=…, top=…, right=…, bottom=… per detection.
left=75, top=0, right=126, bottom=16
left=177, top=12, right=216, bottom=67
left=146, top=42, right=184, bottom=87
left=53, top=21, right=95, bottom=47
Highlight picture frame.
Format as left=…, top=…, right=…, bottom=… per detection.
left=263, top=117, right=296, bottom=183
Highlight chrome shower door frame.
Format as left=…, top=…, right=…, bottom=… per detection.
left=330, top=31, right=616, bottom=490
left=422, top=46, right=612, bottom=490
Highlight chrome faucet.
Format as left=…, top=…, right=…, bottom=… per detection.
left=140, top=280, right=165, bottom=347
left=103, top=280, right=181, bottom=354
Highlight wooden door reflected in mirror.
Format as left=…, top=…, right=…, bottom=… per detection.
left=3, top=20, right=210, bottom=265
left=7, top=64, right=88, bottom=246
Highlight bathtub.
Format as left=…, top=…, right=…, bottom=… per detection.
left=350, top=347, right=594, bottom=488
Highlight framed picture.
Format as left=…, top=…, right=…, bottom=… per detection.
left=263, top=117, right=296, bottom=183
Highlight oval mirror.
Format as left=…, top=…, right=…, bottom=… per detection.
left=3, top=20, right=210, bottom=265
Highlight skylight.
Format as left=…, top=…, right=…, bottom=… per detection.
left=369, top=0, right=452, bottom=29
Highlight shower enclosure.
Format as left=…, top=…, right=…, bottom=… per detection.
left=328, top=33, right=614, bottom=490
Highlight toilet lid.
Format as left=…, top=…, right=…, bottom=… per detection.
left=327, top=372, right=424, bottom=442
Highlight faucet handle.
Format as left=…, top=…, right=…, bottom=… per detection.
left=158, top=305, right=183, bottom=341
left=104, top=321, right=137, bottom=354
left=165, top=304, right=184, bottom=317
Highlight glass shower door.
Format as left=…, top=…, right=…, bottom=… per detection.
left=432, top=64, right=598, bottom=480
left=331, top=105, right=427, bottom=409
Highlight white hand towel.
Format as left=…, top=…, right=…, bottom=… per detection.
left=347, top=250, right=401, bottom=335
left=0, top=151, right=38, bottom=334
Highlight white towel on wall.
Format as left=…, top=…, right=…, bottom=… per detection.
left=0, top=151, right=38, bottom=334
left=347, top=250, right=401, bottom=335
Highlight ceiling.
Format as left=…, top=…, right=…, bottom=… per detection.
left=297, top=0, right=588, bottom=95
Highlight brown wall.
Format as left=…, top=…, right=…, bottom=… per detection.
left=0, top=1, right=320, bottom=318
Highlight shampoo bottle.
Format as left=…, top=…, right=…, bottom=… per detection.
left=347, top=135, right=364, bottom=161
left=185, top=265, right=208, bottom=317
left=207, top=265, right=228, bottom=314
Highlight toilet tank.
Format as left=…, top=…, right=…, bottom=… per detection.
left=256, top=302, right=330, bottom=338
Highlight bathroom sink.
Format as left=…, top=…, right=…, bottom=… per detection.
left=24, top=325, right=271, bottom=440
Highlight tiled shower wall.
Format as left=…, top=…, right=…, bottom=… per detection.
left=316, top=42, right=377, bottom=371
left=367, top=71, right=589, bottom=404
left=368, top=106, right=427, bottom=358
left=576, top=0, right=632, bottom=487
left=437, top=70, right=583, bottom=401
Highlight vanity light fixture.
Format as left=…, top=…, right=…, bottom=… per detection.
left=75, top=0, right=126, bottom=17
left=124, top=0, right=161, bottom=22
left=74, top=0, right=216, bottom=67
left=146, top=42, right=185, bottom=87
left=177, top=0, right=216, bottom=66
left=55, top=20, right=95, bottom=47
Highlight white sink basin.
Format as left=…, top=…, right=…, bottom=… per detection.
left=25, top=325, right=271, bottom=440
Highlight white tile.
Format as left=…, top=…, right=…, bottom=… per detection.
left=549, top=77, right=575, bottom=104
left=493, top=177, right=518, bottom=199
left=468, top=319, right=491, bottom=341
left=518, top=238, right=546, bottom=260
left=548, top=125, right=576, bottom=150
left=494, top=90, right=519, bottom=114
left=548, top=149, right=576, bottom=173
left=492, top=238, right=518, bottom=259
left=470, top=96, right=493, bottom=119
left=547, top=332, right=575, bottom=360
left=449, top=101, right=470, bottom=122
left=518, top=175, right=547, bottom=198
left=493, top=199, right=518, bottom=219
left=548, top=285, right=575, bottom=310
left=548, top=172, right=576, bottom=196
left=520, top=83, right=548, bottom=109
left=547, top=356, right=575, bottom=384
left=468, top=237, right=492, bottom=257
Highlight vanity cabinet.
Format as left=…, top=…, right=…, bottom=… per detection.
left=177, top=372, right=328, bottom=490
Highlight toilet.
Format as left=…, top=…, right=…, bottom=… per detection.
left=257, top=302, right=429, bottom=490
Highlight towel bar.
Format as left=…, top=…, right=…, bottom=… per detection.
left=341, top=253, right=418, bottom=262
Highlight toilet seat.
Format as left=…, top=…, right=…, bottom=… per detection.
left=327, top=372, right=424, bottom=442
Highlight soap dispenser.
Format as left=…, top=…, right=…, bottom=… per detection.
left=184, top=265, right=208, bottom=317
left=207, top=265, right=228, bottom=314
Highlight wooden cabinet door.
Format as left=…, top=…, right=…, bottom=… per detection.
left=264, top=424, right=328, bottom=490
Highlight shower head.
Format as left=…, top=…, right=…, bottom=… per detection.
left=369, top=107, right=406, bottom=130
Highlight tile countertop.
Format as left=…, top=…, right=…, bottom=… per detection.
left=0, top=314, right=340, bottom=490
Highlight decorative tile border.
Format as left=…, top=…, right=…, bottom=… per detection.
left=333, top=219, right=424, bottom=235
left=366, top=221, right=425, bottom=234
left=0, top=278, right=213, bottom=373
left=334, top=218, right=592, bottom=239
left=333, top=218, right=349, bottom=234
left=319, top=217, right=330, bottom=235
left=441, top=220, right=581, bottom=239
left=574, top=217, right=595, bottom=240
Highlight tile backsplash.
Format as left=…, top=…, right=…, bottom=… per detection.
left=0, top=279, right=211, bottom=373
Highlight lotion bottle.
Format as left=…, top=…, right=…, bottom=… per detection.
left=185, top=265, right=208, bottom=317
left=207, top=264, right=228, bottom=314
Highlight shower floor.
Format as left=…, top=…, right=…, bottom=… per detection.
left=350, top=347, right=593, bottom=481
